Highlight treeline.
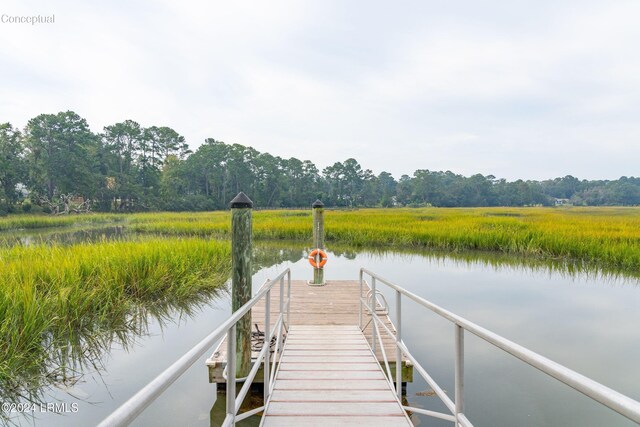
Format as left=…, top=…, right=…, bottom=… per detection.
left=1, top=111, right=639, bottom=214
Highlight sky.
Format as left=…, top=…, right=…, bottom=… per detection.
left=1, top=0, right=639, bottom=181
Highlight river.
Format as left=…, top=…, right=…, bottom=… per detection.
left=3, top=229, right=640, bottom=427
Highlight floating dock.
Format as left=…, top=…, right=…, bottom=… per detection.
left=206, top=280, right=413, bottom=385
left=207, top=279, right=413, bottom=426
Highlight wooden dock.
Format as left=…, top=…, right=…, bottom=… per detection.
left=261, top=324, right=412, bottom=426
left=206, top=280, right=413, bottom=384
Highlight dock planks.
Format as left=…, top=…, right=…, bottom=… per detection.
left=260, top=325, right=412, bottom=427
left=206, top=280, right=412, bottom=383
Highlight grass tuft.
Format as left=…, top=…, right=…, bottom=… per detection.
left=0, top=237, right=230, bottom=404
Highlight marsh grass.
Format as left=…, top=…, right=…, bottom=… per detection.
left=2, top=206, right=640, bottom=417
left=3, top=208, right=639, bottom=271
left=0, top=213, right=125, bottom=231
left=122, top=207, right=640, bottom=272
left=0, top=237, right=230, bottom=409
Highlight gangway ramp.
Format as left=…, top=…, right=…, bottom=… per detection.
left=261, top=325, right=412, bottom=427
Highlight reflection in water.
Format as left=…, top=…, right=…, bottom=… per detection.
left=207, top=247, right=640, bottom=427
left=0, top=225, right=130, bottom=247
left=2, top=228, right=640, bottom=426
left=2, top=225, right=638, bottom=283
left=331, top=242, right=640, bottom=285
left=3, top=287, right=226, bottom=426
left=209, top=387, right=263, bottom=427
left=1, top=238, right=320, bottom=427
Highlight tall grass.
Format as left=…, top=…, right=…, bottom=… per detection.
left=0, top=238, right=230, bottom=404
left=4, top=208, right=639, bottom=271
left=0, top=213, right=124, bottom=231
left=127, top=207, right=640, bottom=271
left=2, top=206, right=639, bottom=411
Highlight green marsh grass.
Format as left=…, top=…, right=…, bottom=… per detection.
left=127, top=207, right=640, bottom=272
left=0, top=213, right=124, bottom=231
left=3, top=207, right=639, bottom=271
left=0, top=237, right=230, bottom=406
left=2, top=206, right=640, bottom=412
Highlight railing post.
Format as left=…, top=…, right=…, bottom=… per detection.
left=371, top=276, right=377, bottom=354
left=230, top=192, right=253, bottom=378
left=359, top=270, right=363, bottom=330
left=455, top=324, right=464, bottom=426
left=280, top=276, right=285, bottom=348
left=395, top=289, right=402, bottom=398
left=279, top=277, right=284, bottom=316
left=226, top=324, right=237, bottom=423
left=311, top=199, right=325, bottom=285
left=264, top=289, right=270, bottom=405
left=286, top=271, right=291, bottom=329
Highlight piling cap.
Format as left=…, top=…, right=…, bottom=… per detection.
left=230, top=192, right=253, bottom=208
left=312, top=199, right=324, bottom=208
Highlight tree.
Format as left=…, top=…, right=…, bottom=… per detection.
left=102, top=120, right=142, bottom=175
left=0, top=123, right=25, bottom=207
left=102, top=120, right=144, bottom=206
left=8, top=112, right=640, bottom=211
left=323, top=158, right=364, bottom=207
left=160, top=155, right=190, bottom=208
left=24, top=111, right=98, bottom=200
left=396, top=175, right=413, bottom=206
left=299, top=160, right=323, bottom=203
left=360, top=169, right=379, bottom=206
left=412, top=170, right=440, bottom=205
left=377, top=171, right=397, bottom=207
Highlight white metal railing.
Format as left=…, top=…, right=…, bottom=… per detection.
left=359, top=268, right=640, bottom=427
left=98, top=269, right=291, bottom=427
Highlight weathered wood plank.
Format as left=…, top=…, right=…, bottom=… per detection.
left=279, top=350, right=373, bottom=356
left=284, top=338, right=367, bottom=343
left=278, top=363, right=381, bottom=371
left=291, top=332, right=371, bottom=335
left=285, top=333, right=364, bottom=337
left=261, top=416, right=411, bottom=427
left=280, top=356, right=375, bottom=363
left=271, top=379, right=392, bottom=390
left=276, top=370, right=385, bottom=380
left=284, top=345, right=371, bottom=351
left=265, top=402, right=404, bottom=416
left=269, top=389, right=398, bottom=401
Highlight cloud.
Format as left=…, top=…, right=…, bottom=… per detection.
left=1, top=0, right=639, bottom=180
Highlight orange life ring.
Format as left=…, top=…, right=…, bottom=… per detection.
left=308, top=249, right=328, bottom=268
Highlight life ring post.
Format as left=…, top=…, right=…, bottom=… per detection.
left=310, top=199, right=326, bottom=286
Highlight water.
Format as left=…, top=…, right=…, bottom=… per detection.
left=0, top=225, right=129, bottom=247
left=3, top=231, right=640, bottom=426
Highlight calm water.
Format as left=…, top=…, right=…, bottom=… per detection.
left=0, top=225, right=129, bottom=247
left=4, top=234, right=640, bottom=427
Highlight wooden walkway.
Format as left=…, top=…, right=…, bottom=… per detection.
left=260, top=324, right=412, bottom=426
left=207, top=280, right=413, bottom=383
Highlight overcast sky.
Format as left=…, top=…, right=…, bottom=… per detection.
left=1, top=1, right=639, bottom=180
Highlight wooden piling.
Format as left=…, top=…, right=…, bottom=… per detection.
left=312, top=199, right=325, bottom=285
left=230, top=191, right=253, bottom=377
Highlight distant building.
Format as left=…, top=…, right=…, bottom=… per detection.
left=554, top=198, right=571, bottom=206
left=15, top=183, right=29, bottom=198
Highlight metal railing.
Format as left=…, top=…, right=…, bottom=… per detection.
left=359, top=268, right=640, bottom=427
left=98, top=269, right=292, bottom=427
